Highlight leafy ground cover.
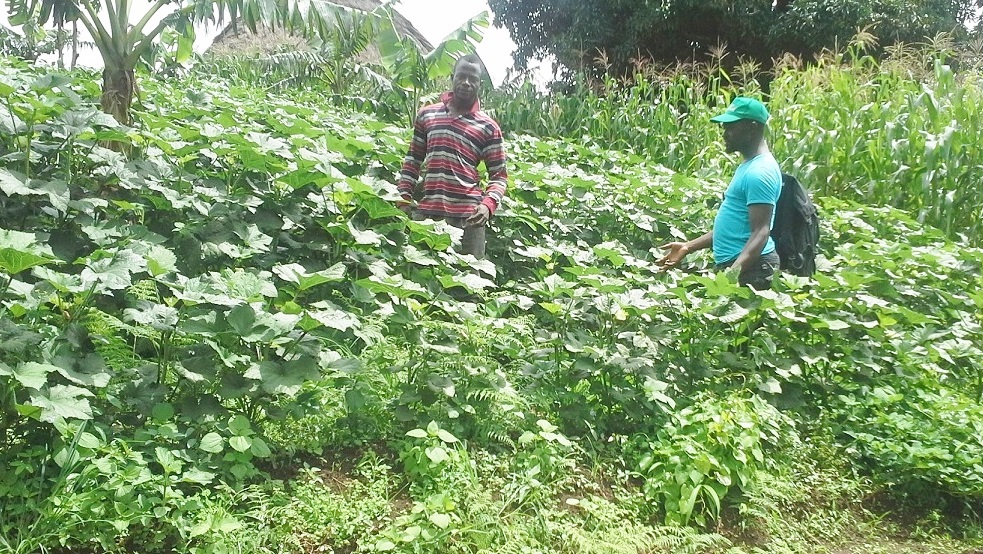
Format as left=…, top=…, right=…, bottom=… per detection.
left=1, top=57, right=983, bottom=553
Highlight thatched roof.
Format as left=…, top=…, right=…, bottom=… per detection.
left=206, top=0, right=432, bottom=58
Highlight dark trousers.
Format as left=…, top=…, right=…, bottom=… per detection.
left=412, top=211, right=486, bottom=258
left=716, top=250, right=780, bottom=290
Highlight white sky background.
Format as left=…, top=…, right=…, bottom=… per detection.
left=1, top=0, right=550, bottom=86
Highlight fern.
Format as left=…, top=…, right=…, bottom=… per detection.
left=646, top=525, right=730, bottom=554
left=81, top=309, right=140, bottom=371
left=126, top=279, right=161, bottom=303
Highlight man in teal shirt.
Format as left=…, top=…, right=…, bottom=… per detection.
left=657, top=97, right=782, bottom=289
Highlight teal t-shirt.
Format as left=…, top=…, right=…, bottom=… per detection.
left=712, top=153, right=782, bottom=265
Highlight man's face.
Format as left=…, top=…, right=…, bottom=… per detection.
left=452, top=61, right=482, bottom=105
left=721, top=119, right=756, bottom=152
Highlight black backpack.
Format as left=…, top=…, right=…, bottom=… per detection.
left=770, top=173, right=819, bottom=277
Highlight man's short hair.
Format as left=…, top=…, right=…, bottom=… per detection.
left=453, top=53, right=484, bottom=75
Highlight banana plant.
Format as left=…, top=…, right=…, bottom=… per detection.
left=200, top=6, right=490, bottom=124
left=6, top=0, right=361, bottom=125
left=377, top=9, right=489, bottom=126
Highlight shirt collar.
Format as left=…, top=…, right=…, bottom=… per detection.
left=440, top=91, right=480, bottom=114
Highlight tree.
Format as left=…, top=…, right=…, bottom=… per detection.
left=487, top=0, right=983, bottom=77
left=6, top=0, right=367, bottom=125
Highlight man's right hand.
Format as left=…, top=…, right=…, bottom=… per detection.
left=657, top=242, right=690, bottom=269
left=399, top=203, right=414, bottom=216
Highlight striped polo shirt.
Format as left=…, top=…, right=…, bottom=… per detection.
left=398, top=92, right=508, bottom=218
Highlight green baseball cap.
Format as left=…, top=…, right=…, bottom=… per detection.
left=710, top=97, right=770, bottom=124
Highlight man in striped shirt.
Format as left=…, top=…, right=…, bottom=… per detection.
left=398, top=54, right=508, bottom=258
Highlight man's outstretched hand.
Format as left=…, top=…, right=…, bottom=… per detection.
left=657, top=242, right=690, bottom=269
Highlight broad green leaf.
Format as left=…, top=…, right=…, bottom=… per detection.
left=0, top=171, right=70, bottom=211
left=757, top=378, right=783, bottom=394
left=298, top=263, right=346, bottom=290
left=33, top=267, right=84, bottom=293
left=354, top=275, right=427, bottom=299
left=0, top=228, right=45, bottom=252
left=155, top=447, right=183, bottom=473
left=244, top=356, right=318, bottom=395
left=227, top=304, right=256, bottom=336
left=406, top=429, right=428, bottom=438
left=181, top=468, right=216, bottom=485
left=347, top=222, right=385, bottom=246
left=76, top=432, right=101, bottom=449
left=229, top=435, right=252, bottom=452
left=403, top=246, right=440, bottom=266
left=406, top=219, right=455, bottom=250
left=30, top=385, right=94, bottom=422
left=200, top=433, right=225, bottom=453
left=53, top=354, right=112, bottom=388
left=437, top=429, right=459, bottom=444
left=220, top=225, right=272, bottom=258
left=81, top=249, right=145, bottom=292
left=12, top=362, right=54, bottom=389
left=352, top=192, right=404, bottom=219
left=217, top=269, right=279, bottom=301
left=250, top=437, right=271, bottom=458
left=15, top=403, right=43, bottom=420
left=0, top=248, right=52, bottom=275
left=401, top=525, right=422, bottom=542
left=8, top=362, right=53, bottom=390
left=53, top=447, right=80, bottom=469
left=345, top=389, right=365, bottom=410
left=325, top=355, right=362, bottom=374
left=217, top=514, right=243, bottom=533
left=429, top=513, right=451, bottom=529
left=823, top=319, right=850, bottom=330
left=273, top=262, right=346, bottom=290
left=272, top=263, right=306, bottom=284
left=0, top=168, right=35, bottom=197
left=0, top=228, right=55, bottom=274
left=375, top=540, right=397, bottom=551
left=152, top=403, right=175, bottom=422
left=438, top=272, right=495, bottom=292
left=146, top=245, right=178, bottom=276
left=228, top=415, right=252, bottom=436
left=125, top=303, right=180, bottom=330
left=425, top=446, right=449, bottom=464
left=306, top=301, right=360, bottom=332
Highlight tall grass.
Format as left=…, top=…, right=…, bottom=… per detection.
left=488, top=34, right=983, bottom=245
left=769, top=37, right=983, bottom=242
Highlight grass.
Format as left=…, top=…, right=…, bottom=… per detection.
left=174, top=437, right=983, bottom=554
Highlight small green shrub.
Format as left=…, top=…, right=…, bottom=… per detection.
left=840, top=384, right=983, bottom=498
left=634, top=391, right=797, bottom=525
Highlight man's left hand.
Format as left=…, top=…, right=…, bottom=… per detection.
left=465, top=204, right=490, bottom=228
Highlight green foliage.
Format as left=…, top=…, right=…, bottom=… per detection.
left=840, top=384, right=983, bottom=498
left=634, top=392, right=796, bottom=526
left=487, top=0, right=979, bottom=76
left=0, top=60, right=481, bottom=551
left=492, top=41, right=983, bottom=246
left=201, top=8, right=490, bottom=126
left=0, top=21, right=67, bottom=62
left=3, top=55, right=983, bottom=553
left=5, top=0, right=396, bottom=123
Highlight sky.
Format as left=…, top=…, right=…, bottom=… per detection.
left=2, top=0, right=548, bottom=86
